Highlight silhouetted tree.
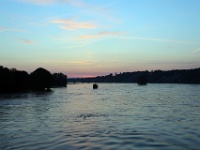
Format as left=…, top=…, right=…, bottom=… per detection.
left=137, top=75, right=147, bottom=85
left=12, top=69, right=30, bottom=91
left=31, top=68, right=53, bottom=91
left=68, top=68, right=200, bottom=84
left=52, top=73, right=67, bottom=87
left=0, top=66, right=67, bottom=93
left=0, top=66, right=13, bottom=92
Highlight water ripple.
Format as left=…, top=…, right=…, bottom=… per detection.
left=0, top=84, right=200, bottom=150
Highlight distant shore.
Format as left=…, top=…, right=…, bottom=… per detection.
left=68, top=67, right=200, bottom=84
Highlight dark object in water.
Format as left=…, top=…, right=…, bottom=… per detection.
left=93, top=83, right=98, bottom=89
left=137, top=75, right=147, bottom=85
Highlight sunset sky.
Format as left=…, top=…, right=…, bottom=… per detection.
left=1, top=0, right=200, bottom=78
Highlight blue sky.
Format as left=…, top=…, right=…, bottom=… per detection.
left=0, top=0, right=200, bottom=77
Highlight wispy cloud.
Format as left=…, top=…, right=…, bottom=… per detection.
left=18, top=0, right=120, bottom=22
left=19, top=0, right=55, bottom=5
left=192, top=48, right=200, bottom=53
left=116, top=36, right=198, bottom=44
left=77, top=31, right=125, bottom=40
left=18, top=39, right=33, bottom=44
left=19, top=0, right=105, bottom=10
left=19, top=0, right=87, bottom=6
left=0, top=27, right=23, bottom=33
left=51, top=19, right=96, bottom=30
left=0, top=27, right=8, bottom=32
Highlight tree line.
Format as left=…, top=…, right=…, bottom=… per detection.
left=0, top=66, right=67, bottom=92
left=69, top=68, right=200, bottom=84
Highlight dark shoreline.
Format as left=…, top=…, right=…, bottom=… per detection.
left=69, top=67, right=200, bottom=84
left=0, top=66, right=67, bottom=93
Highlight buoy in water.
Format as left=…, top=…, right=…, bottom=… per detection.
left=93, top=83, right=98, bottom=89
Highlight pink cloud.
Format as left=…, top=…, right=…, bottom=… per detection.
left=19, top=0, right=87, bottom=6
left=0, top=27, right=23, bottom=32
left=0, top=27, right=7, bottom=32
left=19, top=39, right=33, bottom=44
left=18, top=0, right=120, bottom=23
left=51, top=19, right=96, bottom=30
left=19, top=0, right=54, bottom=5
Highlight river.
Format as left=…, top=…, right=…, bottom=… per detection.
left=0, top=83, right=200, bottom=150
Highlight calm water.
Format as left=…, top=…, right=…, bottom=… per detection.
left=0, top=83, right=200, bottom=150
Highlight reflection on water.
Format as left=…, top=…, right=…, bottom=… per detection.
left=0, top=84, right=200, bottom=150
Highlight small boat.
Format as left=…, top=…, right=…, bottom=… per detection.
left=93, top=83, right=98, bottom=89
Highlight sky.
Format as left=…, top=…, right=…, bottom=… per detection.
left=0, top=0, right=200, bottom=78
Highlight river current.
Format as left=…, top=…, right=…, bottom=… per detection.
left=0, top=83, right=200, bottom=150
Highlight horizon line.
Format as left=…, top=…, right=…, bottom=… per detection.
left=68, top=66, right=200, bottom=79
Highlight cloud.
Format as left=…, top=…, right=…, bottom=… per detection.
left=18, top=0, right=118, bottom=20
left=19, top=39, right=33, bottom=44
left=77, top=31, right=125, bottom=40
left=19, top=0, right=100, bottom=9
left=116, top=36, right=197, bottom=44
left=0, top=27, right=8, bottom=32
left=192, top=48, right=200, bottom=53
left=18, top=0, right=87, bottom=6
left=0, top=27, right=23, bottom=33
left=18, top=0, right=56, bottom=5
left=18, top=0, right=55, bottom=5
left=51, top=19, right=96, bottom=30
left=18, top=0, right=120, bottom=24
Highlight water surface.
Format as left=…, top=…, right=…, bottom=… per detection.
left=0, top=83, right=200, bottom=150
